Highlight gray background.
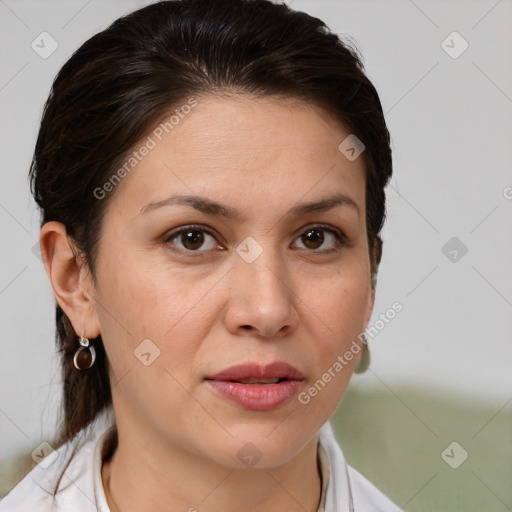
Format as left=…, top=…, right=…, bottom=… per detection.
left=1, top=0, right=511, bottom=506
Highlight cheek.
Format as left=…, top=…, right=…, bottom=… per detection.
left=304, top=261, right=370, bottom=343
left=296, top=274, right=368, bottom=422
left=92, top=256, right=211, bottom=408
left=92, top=249, right=220, bottom=368
left=299, top=259, right=369, bottom=389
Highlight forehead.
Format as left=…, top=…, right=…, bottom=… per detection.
left=104, top=94, right=367, bottom=220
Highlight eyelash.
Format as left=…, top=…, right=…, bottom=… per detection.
left=162, top=223, right=349, bottom=256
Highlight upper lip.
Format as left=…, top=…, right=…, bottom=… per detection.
left=205, top=362, right=304, bottom=382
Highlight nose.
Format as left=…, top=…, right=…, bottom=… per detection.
left=223, top=242, right=299, bottom=339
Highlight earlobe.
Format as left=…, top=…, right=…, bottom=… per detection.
left=361, top=286, right=375, bottom=335
left=362, top=238, right=379, bottom=330
left=354, top=284, right=374, bottom=374
left=39, top=221, right=100, bottom=339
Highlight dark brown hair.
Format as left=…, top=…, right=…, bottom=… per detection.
left=29, top=0, right=392, bottom=481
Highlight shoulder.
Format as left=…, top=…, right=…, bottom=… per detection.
left=317, top=420, right=399, bottom=512
left=0, top=437, right=96, bottom=512
left=346, top=464, right=399, bottom=512
left=0, top=408, right=115, bottom=512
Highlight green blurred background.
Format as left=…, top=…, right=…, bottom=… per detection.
left=332, top=382, right=512, bottom=511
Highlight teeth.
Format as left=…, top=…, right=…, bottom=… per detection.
left=238, top=378, right=281, bottom=384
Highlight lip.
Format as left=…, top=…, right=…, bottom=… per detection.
left=206, top=362, right=304, bottom=382
left=205, top=362, right=305, bottom=411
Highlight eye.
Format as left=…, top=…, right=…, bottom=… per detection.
left=164, top=225, right=221, bottom=253
left=163, top=223, right=348, bottom=255
left=292, top=225, right=347, bottom=252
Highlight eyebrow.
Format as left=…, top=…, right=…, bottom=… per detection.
left=139, top=192, right=360, bottom=219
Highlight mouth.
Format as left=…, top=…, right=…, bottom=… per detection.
left=227, top=377, right=288, bottom=384
left=204, top=362, right=304, bottom=411
left=205, top=361, right=304, bottom=383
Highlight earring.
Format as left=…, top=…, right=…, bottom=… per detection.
left=354, top=335, right=370, bottom=374
left=73, top=336, right=96, bottom=370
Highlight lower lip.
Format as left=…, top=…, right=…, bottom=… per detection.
left=205, top=380, right=303, bottom=411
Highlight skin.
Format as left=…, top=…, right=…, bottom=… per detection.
left=41, top=94, right=376, bottom=512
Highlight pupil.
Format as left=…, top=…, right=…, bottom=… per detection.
left=183, top=230, right=204, bottom=250
left=303, top=229, right=323, bottom=249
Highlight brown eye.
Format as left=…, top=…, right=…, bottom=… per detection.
left=292, top=226, right=346, bottom=252
left=165, top=226, right=219, bottom=252
left=180, top=229, right=205, bottom=250
left=302, top=228, right=325, bottom=249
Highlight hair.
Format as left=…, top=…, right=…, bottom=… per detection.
left=28, top=0, right=392, bottom=490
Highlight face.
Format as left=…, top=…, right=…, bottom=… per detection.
left=86, top=94, right=374, bottom=468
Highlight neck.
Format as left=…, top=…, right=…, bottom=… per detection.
left=101, top=409, right=322, bottom=512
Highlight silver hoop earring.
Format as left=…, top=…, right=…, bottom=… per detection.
left=73, top=336, right=96, bottom=370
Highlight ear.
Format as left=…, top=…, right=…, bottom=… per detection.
left=362, top=283, right=375, bottom=334
left=39, top=221, right=101, bottom=339
left=361, top=237, right=378, bottom=333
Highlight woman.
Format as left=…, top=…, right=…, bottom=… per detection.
left=0, top=0, right=397, bottom=510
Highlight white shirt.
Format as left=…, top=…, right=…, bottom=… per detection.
left=0, top=406, right=398, bottom=512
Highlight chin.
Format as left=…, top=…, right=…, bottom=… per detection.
left=204, top=425, right=314, bottom=470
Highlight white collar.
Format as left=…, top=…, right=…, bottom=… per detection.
left=316, top=420, right=354, bottom=512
